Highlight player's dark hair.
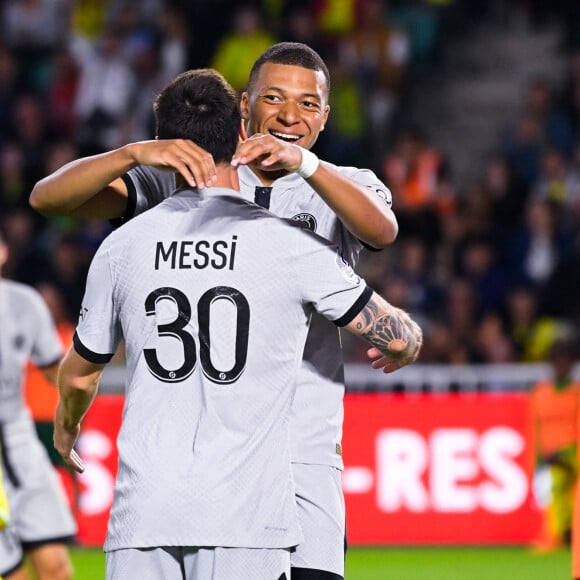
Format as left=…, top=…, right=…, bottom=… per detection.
left=248, top=42, right=330, bottom=95
left=154, top=69, right=241, bottom=164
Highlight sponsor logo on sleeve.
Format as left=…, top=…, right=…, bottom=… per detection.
left=336, top=254, right=361, bottom=285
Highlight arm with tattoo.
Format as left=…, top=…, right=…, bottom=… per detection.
left=345, top=292, right=422, bottom=373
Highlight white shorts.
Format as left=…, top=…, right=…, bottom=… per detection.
left=106, top=546, right=291, bottom=580
left=291, top=463, right=345, bottom=577
left=0, top=422, right=76, bottom=576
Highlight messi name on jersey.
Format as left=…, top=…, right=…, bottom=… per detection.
left=155, top=236, right=237, bottom=271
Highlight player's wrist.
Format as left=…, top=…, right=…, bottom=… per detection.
left=295, top=146, right=319, bottom=179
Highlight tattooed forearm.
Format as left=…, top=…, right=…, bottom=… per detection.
left=349, top=292, right=423, bottom=365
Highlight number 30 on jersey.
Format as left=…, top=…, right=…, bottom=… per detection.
left=143, top=286, right=250, bottom=385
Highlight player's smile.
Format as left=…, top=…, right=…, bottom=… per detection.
left=268, top=130, right=303, bottom=143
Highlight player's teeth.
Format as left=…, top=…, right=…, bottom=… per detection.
left=272, top=132, right=299, bottom=140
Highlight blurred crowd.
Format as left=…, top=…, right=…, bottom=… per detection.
left=1, top=0, right=580, bottom=367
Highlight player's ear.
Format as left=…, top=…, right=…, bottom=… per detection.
left=321, top=104, right=330, bottom=131
left=239, top=118, right=248, bottom=141
left=0, top=243, right=7, bottom=271
left=240, top=92, right=249, bottom=121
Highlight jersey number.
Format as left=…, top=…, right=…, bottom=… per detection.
left=143, top=286, right=250, bottom=384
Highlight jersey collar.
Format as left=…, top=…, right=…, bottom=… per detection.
left=238, top=165, right=304, bottom=191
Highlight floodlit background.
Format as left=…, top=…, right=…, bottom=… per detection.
left=2, top=0, right=580, bottom=577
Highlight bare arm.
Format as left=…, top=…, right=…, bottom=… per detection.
left=30, top=140, right=217, bottom=219
left=54, top=347, right=106, bottom=473
left=39, top=360, right=61, bottom=385
left=344, top=291, right=422, bottom=373
left=232, top=135, right=398, bottom=248
left=306, top=163, right=398, bottom=248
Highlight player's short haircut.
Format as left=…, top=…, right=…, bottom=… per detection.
left=154, top=68, right=241, bottom=164
left=248, top=42, right=330, bottom=96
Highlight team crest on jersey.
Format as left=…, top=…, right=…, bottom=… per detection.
left=12, top=334, right=25, bottom=350
left=335, top=254, right=361, bottom=285
left=291, top=213, right=317, bottom=232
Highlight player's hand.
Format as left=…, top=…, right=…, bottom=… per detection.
left=231, top=134, right=303, bottom=173
left=54, top=421, right=85, bottom=473
left=366, top=348, right=407, bottom=374
left=366, top=318, right=422, bottom=373
left=129, top=139, right=217, bottom=189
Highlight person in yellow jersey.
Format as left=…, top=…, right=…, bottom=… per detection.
left=531, top=335, right=580, bottom=552
left=0, top=456, right=9, bottom=530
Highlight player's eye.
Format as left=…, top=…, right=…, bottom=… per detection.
left=262, top=94, right=282, bottom=103
left=302, top=101, right=320, bottom=110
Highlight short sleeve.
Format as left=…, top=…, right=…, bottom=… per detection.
left=346, top=167, right=393, bottom=209
left=74, top=244, right=120, bottom=363
left=292, top=229, right=372, bottom=326
left=115, top=166, right=176, bottom=225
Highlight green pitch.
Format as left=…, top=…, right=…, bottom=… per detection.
left=345, top=547, right=570, bottom=579
left=70, top=546, right=571, bottom=579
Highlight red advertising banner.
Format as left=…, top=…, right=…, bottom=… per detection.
left=342, top=393, right=541, bottom=545
left=71, top=393, right=542, bottom=546
left=73, top=395, right=123, bottom=546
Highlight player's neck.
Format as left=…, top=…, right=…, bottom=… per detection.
left=176, top=164, right=240, bottom=192
left=251, top=166, right=288, bottom=187
left=214, top=163, right=240, bottom=192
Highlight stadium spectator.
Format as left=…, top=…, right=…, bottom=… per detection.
left=524, top=78, right=576, bottom=158
left=382, top=125, right=452, bottom=242
left=483, top=154, right=530, bottom=240
left=280, top=4, right=333, bottom=61
left=73, top=26, right=136, bottom=154
left=0, top=46, right=20, bottom=145
left=506, top=197, right=574, bottom=288
left=475, top=312, right=517, bottom=367
left=502, top=113, right=545, bottom=187
left=439, top=277, right=482, bottom=363
left=338, top=0, right=410, bottom=158
left=317, top=55, right=369, bottom=166
left=392, top=236, right=442, bottom=326
left=156, top=5, right=190, bottom=86
left=53, top=67, right=421, bottom=579
left=46, top=47, right=81, bottom=139
left=12, top=93, right=57, bottom=194
left=1, top=0, right=69, bottom=92
left=504, top=283, right=565, bottom=363
left=458, top=235, right=509, bottom=315
left=531, top=146, right=580, bottom=208
left=210, top=4, right=276, bottom=93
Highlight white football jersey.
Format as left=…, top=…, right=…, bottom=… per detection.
left=0, top=280, right=62, bottom=427
left=77, top=188, right=372, bottom=550
left=121, top=163, right=391, bottom=469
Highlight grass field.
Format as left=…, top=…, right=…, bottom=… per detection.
left=69, top=545, right=571, bottom=579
